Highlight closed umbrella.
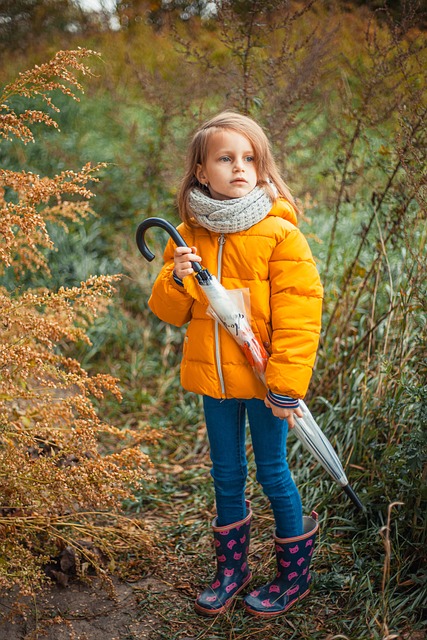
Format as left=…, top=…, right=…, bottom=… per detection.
left=136, top=217, right=364, bottom=511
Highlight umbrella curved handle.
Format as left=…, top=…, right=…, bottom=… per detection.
left=136, top=217, right=203, bottom=274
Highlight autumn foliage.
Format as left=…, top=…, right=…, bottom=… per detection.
left=0, top=49, right=154, bottom=595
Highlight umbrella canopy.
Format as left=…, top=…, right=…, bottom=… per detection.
left=294, top=401, right=364, bottom=510
left=136, top=217, right=364, bottom=511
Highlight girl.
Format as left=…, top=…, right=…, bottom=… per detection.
left=148, top=111, right=323, bottom=618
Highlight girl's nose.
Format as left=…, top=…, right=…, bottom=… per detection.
left=233, top=158, right=245, bottom=171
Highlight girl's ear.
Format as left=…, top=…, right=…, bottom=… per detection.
left=196, top=164, right=206, bottom=184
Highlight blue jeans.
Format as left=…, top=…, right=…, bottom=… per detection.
left=203, top=396, right=303, bottom=538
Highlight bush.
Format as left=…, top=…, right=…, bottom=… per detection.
left=0, top=49, right=156, bottom=596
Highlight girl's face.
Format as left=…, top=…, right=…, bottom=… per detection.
left=196, top=130, right=258, bottom=201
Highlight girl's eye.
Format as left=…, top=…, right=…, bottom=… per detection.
left=218, top=155, right=254, bottom=162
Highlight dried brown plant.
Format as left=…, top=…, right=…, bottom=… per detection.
left=0, top=49, right=155, bottom=597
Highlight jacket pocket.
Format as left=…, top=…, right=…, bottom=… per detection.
left=255, top=320, right=272, bottom=355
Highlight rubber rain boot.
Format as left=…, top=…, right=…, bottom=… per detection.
left=244, top=511, right=318, bottom=618
left=194, top=502, right=252, bottom=616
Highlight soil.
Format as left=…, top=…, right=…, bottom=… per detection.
left=1, top=573, right=425, bottom=640
left=0, top=575, right=191, bottom=640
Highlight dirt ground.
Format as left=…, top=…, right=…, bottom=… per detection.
left=1, top=571, right=426, bottom=640
left=0, top=575, right=193, bottom=640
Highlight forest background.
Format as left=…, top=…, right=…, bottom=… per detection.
left=0, top=1, right=426, bottom=639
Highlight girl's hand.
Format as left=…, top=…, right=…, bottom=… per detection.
left=264, top=397, right=303, bottom=429
left=173, top=246, right=202, bottom=279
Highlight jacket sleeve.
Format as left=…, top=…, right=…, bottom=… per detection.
left=148, top=237, right=195, bottom=327
left=266, top=227, right=323, bottom=399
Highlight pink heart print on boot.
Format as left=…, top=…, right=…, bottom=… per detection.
left=261, top=599, right=273, bottom=607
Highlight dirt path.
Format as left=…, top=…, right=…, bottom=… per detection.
left=0, top=575, right=190, bottom=640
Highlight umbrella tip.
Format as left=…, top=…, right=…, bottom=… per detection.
left=343, top=483, right=366, bottom=512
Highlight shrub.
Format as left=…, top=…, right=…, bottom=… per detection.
left=0, top=49, right=155, bottom=597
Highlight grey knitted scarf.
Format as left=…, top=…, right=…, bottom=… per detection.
left=188, top=187, right=272, bottom=234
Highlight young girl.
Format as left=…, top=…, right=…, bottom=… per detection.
left=148, top=111, right=323, bottom=618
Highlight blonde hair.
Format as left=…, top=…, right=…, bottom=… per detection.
left=177, top=111, right=299, bottom=225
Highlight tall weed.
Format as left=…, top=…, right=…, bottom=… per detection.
left=0, top=50, right=155, bottom=599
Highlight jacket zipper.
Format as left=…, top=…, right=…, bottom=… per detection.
left=215, top=234, right=226, bottom=396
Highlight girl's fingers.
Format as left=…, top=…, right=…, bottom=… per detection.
left=174, top=247, right=202, bottom=279
left=175, top=246, right=192, bottom=256
left=264, top=396, right=299, bottom=427
left=189, top=246, right=202, bottom=261
left=174, top=246, right=202, bottom=278
left=175, top=246, right=201, bottom=261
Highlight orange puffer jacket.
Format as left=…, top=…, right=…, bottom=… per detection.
left=148, top=198, right=323, bottom=401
